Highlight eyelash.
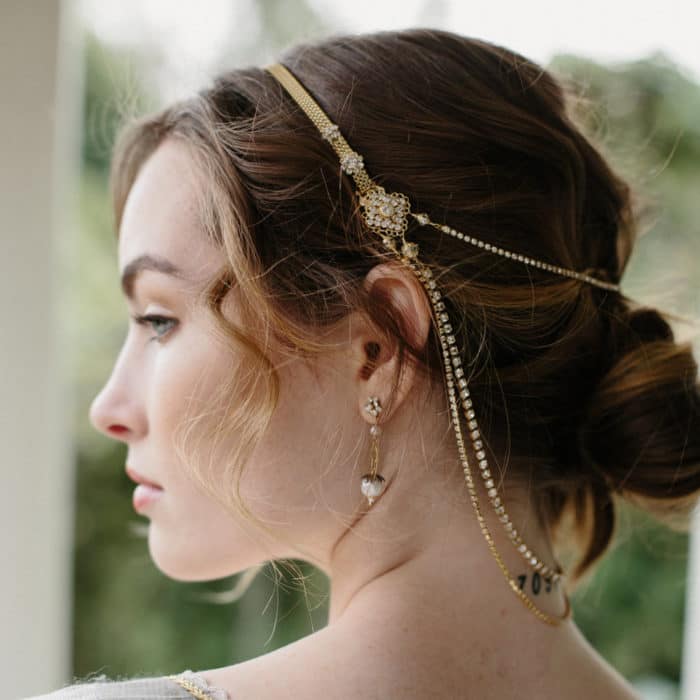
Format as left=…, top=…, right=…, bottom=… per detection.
left=130, top=314, right=178, bottom=342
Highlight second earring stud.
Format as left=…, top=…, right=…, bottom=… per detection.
left=361, top=396, right=386, bottom=506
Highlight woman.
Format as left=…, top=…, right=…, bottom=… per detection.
left=36, top=27, right=700, bottom=699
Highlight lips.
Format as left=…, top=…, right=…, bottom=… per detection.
left=126, top=466, right=163, bottom=490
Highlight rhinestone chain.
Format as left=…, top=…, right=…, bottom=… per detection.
left=384, top=239, right=571, bottom=626
left=412, top=212, right=619, bottom=293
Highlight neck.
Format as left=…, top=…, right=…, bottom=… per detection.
left=325, top=450, right=569, bottom=629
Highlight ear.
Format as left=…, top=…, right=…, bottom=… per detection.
left=351, top=261, right=433, bottom=426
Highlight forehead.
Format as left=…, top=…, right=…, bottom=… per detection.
left=118, top=137, right=220, bottom=282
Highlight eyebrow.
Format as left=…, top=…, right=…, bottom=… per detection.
left=120, top=254, right=185, bottom=300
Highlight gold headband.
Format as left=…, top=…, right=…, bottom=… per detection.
left=265, top=62, right=621, bottom=294
left=264, top=61, right=573, bottom=626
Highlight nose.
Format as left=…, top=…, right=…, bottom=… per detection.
left=88, top=347, right=146, bottom=442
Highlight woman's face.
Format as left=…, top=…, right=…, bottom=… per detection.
left=88, top=137, right=367, bottom=581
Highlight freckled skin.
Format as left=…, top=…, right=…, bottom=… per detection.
left=89, top=138, right=640, bottom=700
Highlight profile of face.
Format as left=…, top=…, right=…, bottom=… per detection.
left=88, top=137, right=408, bottom=583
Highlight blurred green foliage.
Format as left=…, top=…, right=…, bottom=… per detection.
left=71, top=24, right=699, bottom=693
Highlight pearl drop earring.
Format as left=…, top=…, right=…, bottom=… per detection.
left=361, top=396, right=386, bottom=506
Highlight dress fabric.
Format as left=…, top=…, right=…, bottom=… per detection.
left=21, top=669, right=231, bottom=700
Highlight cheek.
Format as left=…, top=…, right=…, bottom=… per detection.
left=145, top=328, right=236, bottom=505
left=149, top=324, right=232, bottom=436
left=235, top=359, right=358, bottom=526
left=144, top=328, right=269, bottom=579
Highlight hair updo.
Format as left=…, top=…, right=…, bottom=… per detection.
left=110, top=27, right=700, bottom=585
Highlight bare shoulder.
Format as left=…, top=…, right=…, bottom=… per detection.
left=199, top=621, right=642, bottom=700
left=198, top=627, right=348, bottom=700
left=202, top=654, right=641, bottom=700
left=198, top=623, right=420, bottom=700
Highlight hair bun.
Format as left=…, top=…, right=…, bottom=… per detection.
left=578, top=304, right=700, bottom=521
left=564, top=305, right=700, bottom=579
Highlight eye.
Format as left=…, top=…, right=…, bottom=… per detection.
left=131, top=314, right=178, bottom=342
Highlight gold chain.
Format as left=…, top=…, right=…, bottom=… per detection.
left=409, top=256, right=571, bottom=626
left=266, top=63, right=374, bottom=195
left=167, top=674, right=214, bottom=700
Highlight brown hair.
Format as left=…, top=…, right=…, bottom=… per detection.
left=109, top=28, right=700, bottom=588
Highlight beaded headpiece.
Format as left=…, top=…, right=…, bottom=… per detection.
left=263, top=62, right=622, bottom=626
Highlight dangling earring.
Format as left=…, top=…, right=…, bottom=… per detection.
left=361, top=396, right=386, bottom=506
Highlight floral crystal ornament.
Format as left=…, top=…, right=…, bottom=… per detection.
left=359, top=185, right=418, bottom=260
left=318, top=100, right=419, bottom=261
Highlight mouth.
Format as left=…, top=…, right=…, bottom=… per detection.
left=126, top=466, right=164, bottom=490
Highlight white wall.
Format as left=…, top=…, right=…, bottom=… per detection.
left=0, top=1, right=82, bottom=696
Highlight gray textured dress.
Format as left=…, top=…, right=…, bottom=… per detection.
left=22, top=669, right=231, bottom=700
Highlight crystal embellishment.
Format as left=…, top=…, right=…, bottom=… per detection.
left=402, top=242, right=419, bottom=259
left=340, top=150, right=364, bottom=175
left=414, top=212, right=430, bottom=225
left=364, top=396, right=382, bottom=418
left=322, top=124, right=341, bottom=142
left=359, top=185, right=411, bottom=236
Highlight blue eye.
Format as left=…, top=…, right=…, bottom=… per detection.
left=131, top=314, right=178, bottom=342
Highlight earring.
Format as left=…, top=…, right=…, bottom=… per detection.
left=361, top=396, right=386, bottom=506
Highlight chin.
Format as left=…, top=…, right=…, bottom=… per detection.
left=146, top=526, right=254, bottom=582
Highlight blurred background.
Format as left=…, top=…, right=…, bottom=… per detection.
left=3, top=1, right=700, bottom=698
